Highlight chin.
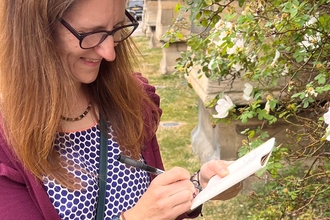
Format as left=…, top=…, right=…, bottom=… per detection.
left=74, top=72, right=99, bottom=84
left=82, top=77, right=98, bottom=84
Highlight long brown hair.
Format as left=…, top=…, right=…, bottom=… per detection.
left=0, top=0, right=159, bottom=188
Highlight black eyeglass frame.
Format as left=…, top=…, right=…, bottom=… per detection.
left=60, top=10, right=139, bottom=49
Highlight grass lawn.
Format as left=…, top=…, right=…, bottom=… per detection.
left=132, top=35, right=250, bottom=220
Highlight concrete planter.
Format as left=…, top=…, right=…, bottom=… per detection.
left=187, top=68, right=295, bottom=163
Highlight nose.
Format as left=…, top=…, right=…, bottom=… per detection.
left=93, top=36, right=117, bottom=61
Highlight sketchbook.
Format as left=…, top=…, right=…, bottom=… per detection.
left=190, top=137, right=276, bottom=210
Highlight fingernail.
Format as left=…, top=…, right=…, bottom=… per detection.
left=220, top=168, right=229, bottom=176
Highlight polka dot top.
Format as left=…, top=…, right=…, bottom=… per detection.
left=43, top=123, right=150, bottom=219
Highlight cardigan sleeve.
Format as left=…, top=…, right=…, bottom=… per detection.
left=0, top=133, right=60, bottom=220
left=134, top=72, right=164, bottom=171
left=0, top=139, right=44, bottom=219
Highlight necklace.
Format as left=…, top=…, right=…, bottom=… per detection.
left=61, top=102, right=92, bottom=122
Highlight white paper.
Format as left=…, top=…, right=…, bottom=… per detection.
left=190, top=137, right=275, bottom=210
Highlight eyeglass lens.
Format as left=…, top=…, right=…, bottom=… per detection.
left=81, top=25, right=136, bottom=49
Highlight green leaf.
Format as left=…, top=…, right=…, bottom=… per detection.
left=302, top=99, right=310, bottom=108
left=315, top=74, right=326, bottom=85
left=269, top=100, right=277, bottom=109
left=204, top=0, right=213, bottom=6
left=248, top=130, right=255, bottom=139
left=238, top=0, right=246, bottom=7
left=195, top=12, right=201, bottom=20
left=174, top=3, right=182, bottom=13
left=290, top=8, right=298, bottom=18
left=293, top=49, right=304, bottom=63
left=176, top=32, right=184, bottom=39
left=246, top=14, right=254, bottom=21
left=162, top=42, right=170, bottom=48
left=237, top=15, right=247, bottom=24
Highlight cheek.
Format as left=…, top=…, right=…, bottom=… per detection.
left=57, top=37, right=79, bottom=58
left=54, top=23, right=79, bottom=56
left=54, top=31, right=80, bottom=75
left=55, top=37, right=82, bottom=70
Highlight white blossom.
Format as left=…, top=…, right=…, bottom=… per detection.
left=281, top=65, right=289, bottom=76
left=236, top=38, right=244, bottom=48
left=243, top=83, right=253, bottom=101
left=215, top=20, right=223, bottom=30
left=301, top=40, right=313, bottom=48
left=232, top=62, right=243, bottom=71
left=324, top=125, right=330, bottom=141
left=300, top=32, right=321, bottom=50
left=212, top=32, right=228, bottom=46
left=271, top=50, right=281, bottom=66
left=248, top=53, right=257, bottom=63
left=227, top=46, right=237, bottom=55
left=213, top=95, right=235, bottom=119
left=305, top=16, right=317, bottom=26
left=265, top=100, right=270, bottom=113
left=214, top=20, right=233, bottom=31
left=308, top=87, right=318, bottom=97
left=208, top=59, right=215, bottom=70
left=324, top=107, right=330, bottom=125
left=227, top=38, right=244, bottom=55
left=225, top=21, right=233, bottom=29
left=323, top=108, right=330, bottom=141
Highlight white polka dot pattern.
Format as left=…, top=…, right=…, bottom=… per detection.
left=43, top=124, right=150, bottom=219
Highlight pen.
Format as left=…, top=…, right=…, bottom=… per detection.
left=116, top=154, right=165, bottom=176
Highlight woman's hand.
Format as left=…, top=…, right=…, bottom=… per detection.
left=199, top=160, right=243, bottom=200
left=124, top=167, right=195, bottom=220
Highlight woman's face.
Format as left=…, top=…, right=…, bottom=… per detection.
left=54, top=0, right=126, bottom=84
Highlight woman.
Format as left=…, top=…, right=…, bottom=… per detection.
left=0, top=0, right=242, bottom=219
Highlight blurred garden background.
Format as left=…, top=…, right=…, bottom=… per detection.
left=131, top=0, right=330, bottom=218
left=133, top=35, right=264, bottom=220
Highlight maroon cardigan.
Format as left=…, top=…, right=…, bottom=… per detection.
left=0, top=75, right=201, bottom=219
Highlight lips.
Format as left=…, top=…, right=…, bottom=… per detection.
left=82, top=58, right=100, bottom=63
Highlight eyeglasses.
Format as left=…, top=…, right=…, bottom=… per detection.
left=60, top=10, right=139, bottom=49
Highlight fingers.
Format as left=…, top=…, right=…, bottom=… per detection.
left=199, top=160, right=244, bottom=201
left=200, top=160, right=232, bottom=188
left=168, top=189, right=194, bottom=212
left=153, top=167, right=191, bottom=185
left=151, top=167, right=195, bottom=199
left=167, top=178, right=195, bottom=198
left=129, top=167, right=195, bottom=219
left=212, top=160, right=231, bottom=177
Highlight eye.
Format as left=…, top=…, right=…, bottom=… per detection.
left=78, top=25, right=108, bottom=34
left=113, top=18, right=126, bottom=29
left=78, top=31, right=91, bottom=35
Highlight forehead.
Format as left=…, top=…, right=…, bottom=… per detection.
left=63, top=0, right=126, bottom=23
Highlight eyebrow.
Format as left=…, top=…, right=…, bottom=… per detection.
left=76, top=16, right=126, bottom=32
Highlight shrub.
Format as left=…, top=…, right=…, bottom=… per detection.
left=166, top=0, right=330, bottom=218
